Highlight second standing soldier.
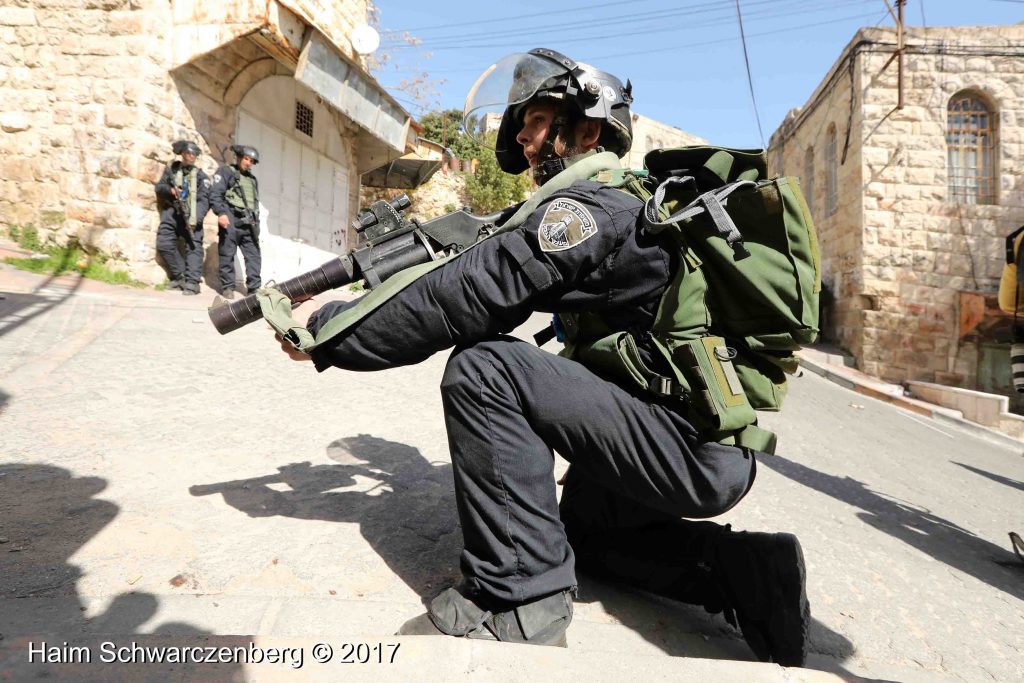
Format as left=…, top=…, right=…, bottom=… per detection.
left=211, top=145, right=262, bottom=299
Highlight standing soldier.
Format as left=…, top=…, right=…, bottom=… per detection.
left=211, top=145, right=262, bottom=300
left=154, top=140, right=210, bottom=295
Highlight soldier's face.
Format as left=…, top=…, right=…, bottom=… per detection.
left=239, top=156, right=254, bottom=171
left=516, top=103, right=557, bottom=169
left=181, top=151, right=197, bottom=166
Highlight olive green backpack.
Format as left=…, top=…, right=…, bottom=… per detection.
left=565, top=146, right=821, bottom=453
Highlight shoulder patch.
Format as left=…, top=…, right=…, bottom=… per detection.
left=537, top=199, right=597, bottom=252
left=213, top=173, right=222, bottom=184
left=202, top=178, right=212, bottom=188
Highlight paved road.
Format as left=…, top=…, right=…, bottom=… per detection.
left=0, top=264, right=1021, bottom=681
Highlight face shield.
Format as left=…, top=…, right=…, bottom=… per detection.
left=463, top=52, right=572, bottom=149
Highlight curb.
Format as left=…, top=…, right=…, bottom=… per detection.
left=797, top=354, right=1024, bottom=451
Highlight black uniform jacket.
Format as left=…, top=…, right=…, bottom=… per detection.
left=306, top=180, right=677, bottom=375
left=154, top=162, right=211, bottom=228
left=210, top=165, right=259, bottom=222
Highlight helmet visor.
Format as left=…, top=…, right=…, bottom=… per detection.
left=463, top=52, right=570, bottom=147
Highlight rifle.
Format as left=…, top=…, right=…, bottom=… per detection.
left=208, top=194, right=520, bottom=335
left=171, top=194, right=196, bottom=249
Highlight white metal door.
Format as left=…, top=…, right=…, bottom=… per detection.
left=236, top=111, right=350, bottom=282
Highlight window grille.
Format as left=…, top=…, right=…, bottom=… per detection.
left=803, top=146, right=814, bottom=217
left=825, top=126, right=838, bottom=217
left=295, top=101, right=314, bottom=137
left=947, top=93, right=996, bottom=205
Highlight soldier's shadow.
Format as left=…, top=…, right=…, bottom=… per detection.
left=190, top=434, right=463, bottom=598
left=193, top=434, right=858, bottom=672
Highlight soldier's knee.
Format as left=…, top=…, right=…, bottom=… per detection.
left=441, top=340, right=516, bottom=390
left=677, top=445, right=756, bottom=518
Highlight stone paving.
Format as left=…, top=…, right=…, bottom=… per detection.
left=1, top=257, right=1022, bottom=681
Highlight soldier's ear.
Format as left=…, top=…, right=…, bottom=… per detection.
left=577, top=119, right=602, bottom=150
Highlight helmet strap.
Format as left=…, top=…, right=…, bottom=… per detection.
left=532, top=106, right=573, bottom=185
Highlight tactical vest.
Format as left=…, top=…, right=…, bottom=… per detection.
left=225, top=169, right=257, bottom=212
left=558, top=147, right=820, bottom=453
left=173, top=165, right=198, bottom=224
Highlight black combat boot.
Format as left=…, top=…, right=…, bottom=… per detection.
left=221, top=288, right=235, bottom=300
left=182, top=281, right=200, bottom=296
left=167, top=278, right=184, bottom=291
left=569, top=519, right=809, bottom=667
left=707, top=528, right=810, bottom=667
left=397, top=583, right=573, bottom=647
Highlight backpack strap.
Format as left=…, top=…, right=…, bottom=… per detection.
left=643, top=177, right=756, bottom=259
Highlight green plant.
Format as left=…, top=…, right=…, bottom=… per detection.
left=11, top=224, right=43, bottom=252
left=3, top=243, right=147, bottom=288
left=464, top=133, right=533, bottom=214
left=418, top=109, right=480, bottom=160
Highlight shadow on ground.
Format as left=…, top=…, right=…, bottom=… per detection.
left=193, top=434, right=859, bottom=673
left=0, top=464, right=239, bottom=679
left=761, top=454, right=1024, bottom=594
left=0, top=259, right=85, bottom=340
left=954, top=461, right=1024, bottom=493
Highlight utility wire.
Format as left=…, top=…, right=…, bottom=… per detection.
left=576, top=10, right=880, bottom=62
left=409, top=2, right=875, bottom=52
left=734, top=0, right=765, bottom=148
left=387, top=0, right=851, bottom=51
left=382, top=0, right=658, bottom=33
left=382, top=0, right=790, bottom=46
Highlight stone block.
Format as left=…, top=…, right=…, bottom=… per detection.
left=104, top=106, right=138, bottom=129
left=94, top=226, right=156, bottom=264
left=0, top=158, right=33, bottom=182
left=0, top=7, right=37, bottom=26
left=0, top=112, right=30, bottom=132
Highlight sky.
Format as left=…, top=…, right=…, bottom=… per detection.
left=370, top=0, right=1022, bottom=148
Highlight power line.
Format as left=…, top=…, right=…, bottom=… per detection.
left=382, top=0, right=657, bottom=34
left=576, top=9, right=881, bottom=62
left=386, top=0, right=841, bottom=51
left=735, top=0, right=765, bottom=148
left=408, top=1, right=876, bottom=52
left=382, top=0, right=783, bottom=46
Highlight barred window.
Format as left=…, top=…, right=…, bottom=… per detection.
left=947, top=92, right=996, bottom=205
left=295, top=101, right=314, bottom=137
left=825, top=125, right=838, bottom=217
left=803, top=146, right=814, bottom=217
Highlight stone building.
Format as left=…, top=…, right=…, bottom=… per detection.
left=768, top=25, right=1024, bottom=400
left=622, top=112, right=706, bottom=170
left=0, top=0, right=416, bottom=285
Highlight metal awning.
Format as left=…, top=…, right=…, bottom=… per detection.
left=295, top=32, right=412, bottom=173
left=362, top=138, right=446, bottom=189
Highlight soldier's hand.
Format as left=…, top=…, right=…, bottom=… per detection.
left=170, top=188, right=178, bottom=198
left=276, top=333, right=312, bottom=362
left=218, top=214, right=229, bottom=228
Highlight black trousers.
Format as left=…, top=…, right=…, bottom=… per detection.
left=218, top=222, right=261, bottom=293
left=156, top=220, right=203, bottom=284
left=440, top=337, right=757, bottom=605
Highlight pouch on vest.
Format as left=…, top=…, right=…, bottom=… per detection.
left=643, top=147, right=821, bottom=353
left=998, top=225, right=1024, bottom=314
left=659, top=336, right=757, bottom=432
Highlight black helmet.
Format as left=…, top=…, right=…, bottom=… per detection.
left=464, top=48, right=633, bottom=175
left=172, top=140, right=200, bottom=156
left=231, top=144, right=260, bottom=164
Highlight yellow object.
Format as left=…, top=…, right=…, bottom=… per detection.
left=999, top=228, right=1024, bottom=313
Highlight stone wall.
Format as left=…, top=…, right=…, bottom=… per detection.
left=770, top=25, right=1024, bottom=388
left=0, top=1, right=177, bottom=282
left=0, top=0, right=370, bottom=284
left=622, top=112, right=706, bottom=170
left=770, top=32, right=864, bottom=358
